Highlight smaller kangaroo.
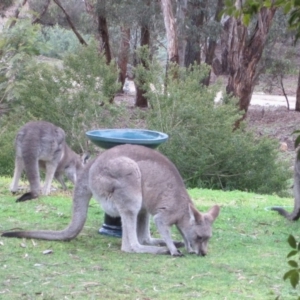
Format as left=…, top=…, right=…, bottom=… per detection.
left=10, top=121, right=88, bottom=202
left=272, top=156, right=300, bottom=220
left=3, top=144, right=220, bottom=256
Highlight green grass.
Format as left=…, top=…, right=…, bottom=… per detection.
left=1, top=177, right=300, bottom=299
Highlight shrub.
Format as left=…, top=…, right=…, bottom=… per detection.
left=0, top=120, right=16, bottom=176
left=0, top=19, right=43, bottom=107
left=16, top=40, right=123, bottom=151
left=140, top=61, right=291, bottom=195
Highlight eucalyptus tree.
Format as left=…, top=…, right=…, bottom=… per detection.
left=223, top=0, right=300, bottom=118
left=161, top=0, right=224, bottom=84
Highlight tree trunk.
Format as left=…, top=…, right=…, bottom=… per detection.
left=84, top=0, right=111, bottom=63
left=226, top=7, right=277, bottom=119
left=117, top=26, right=130, bottom=93
left=135, top=25, right=150, bottom=108
left=296, top=68, right=300, bottom=112
left=98, top=14, right=112, bottom=63
left=220, top=16, right=231, bottom=75
left=160, top=0, right=179, bottom=64
left=176, top=0, right=187, bottom=67
left=184, top=0, right=204, bottom=67
left=202, top=0, right=224, bottom=86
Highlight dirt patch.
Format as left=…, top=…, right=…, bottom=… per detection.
left=247, top=105, right=300, bottom=151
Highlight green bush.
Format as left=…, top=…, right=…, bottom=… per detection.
left=0, top=19, right=43, bottom=106
left=0, top=121, right=16, bottom=176
left=141, top=62, right=291, bottom=195
left=13, top=40, right=123, bottom=152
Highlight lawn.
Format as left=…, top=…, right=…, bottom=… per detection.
left=1, top=176, right=300, bottom=300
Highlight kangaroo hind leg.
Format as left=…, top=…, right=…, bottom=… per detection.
left=16, top=158, right=40, bottom=202
left=104, top=156, right=169, bottom=255
left=43, top=162, right=58, bottom=195
left=10, top=156, right=24, bottom=194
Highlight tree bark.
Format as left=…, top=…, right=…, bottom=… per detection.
left=117, top=26, right=130, bottom=93
left=225, top=7, right=277, bottom=119
left=296, top=68, right=300, bottom=112
left=160, top=0, right=179, bottom=64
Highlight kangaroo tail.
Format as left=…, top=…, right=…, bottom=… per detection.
left=271, top=157, right=300, bottom=221
left=271, top=206, right=300, bottom=221
left=3, top=191, right=90, bottom=240
left=3, top=166, right=93, bottom=241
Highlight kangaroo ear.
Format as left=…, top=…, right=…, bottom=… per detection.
left=207, top=205, right=220, bottom=222
left=189, top=203, right=203, bottom=224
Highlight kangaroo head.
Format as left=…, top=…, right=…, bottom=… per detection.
left=185, top=204, right=220, bottom=256
left=63, top=150, right=90, bottom=184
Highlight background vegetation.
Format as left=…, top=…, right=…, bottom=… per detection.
left=0, top=21, right=292, bottom=194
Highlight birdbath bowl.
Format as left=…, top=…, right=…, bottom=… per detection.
left=85, top=128, right=169, bottom=149
left=85, top=128, right=169, bottom=237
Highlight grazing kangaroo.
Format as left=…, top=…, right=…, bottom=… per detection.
left=10, top=121, right=88, bottom=202
left=3, top=144, right=220, bottom=256
left=272, top=157, right=300, bottom=220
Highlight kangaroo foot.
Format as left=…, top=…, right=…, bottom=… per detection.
left=16, top=192, right=38, bottom=202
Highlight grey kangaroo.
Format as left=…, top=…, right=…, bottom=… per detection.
left=10, top=121, right=88, bottom=202
left=272, top=156, right=300, bottom=220
left=3, top=144, right=220, bottom=256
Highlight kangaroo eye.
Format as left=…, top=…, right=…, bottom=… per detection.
left=197, top=236, right=203, bottom=241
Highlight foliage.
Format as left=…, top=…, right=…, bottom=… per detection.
left=0, top=119, right=17, bottom=176
left=11, top=40, right=122, bottom=152
left=0, top=19, right=44, bottom=107
left=223, top=0, right=300, bottom=40
left=282, top=235, right=300, bottom=299
left=36, top=25, right=92, bottom=59
left=135, top=51, right=291, bottom=194
left=0, top=183, right=300, bottom=298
